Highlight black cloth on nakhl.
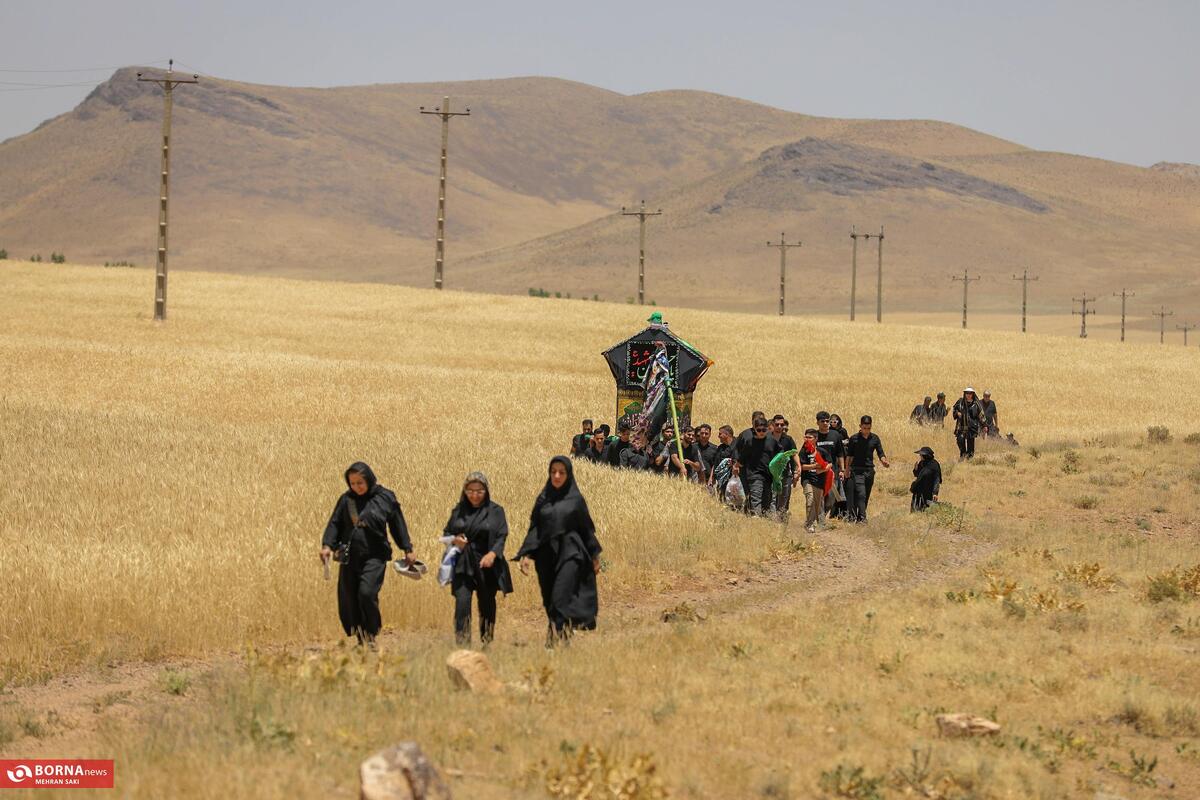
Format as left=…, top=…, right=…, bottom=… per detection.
left=442, top=476, right=513, bottom=595
left=321, top=461, right=412, bottom=559
left=516, top=456, right=603, bottom=630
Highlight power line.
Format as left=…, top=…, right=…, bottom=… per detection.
left=0, top=59, right=168, bottom=73
left=0, top=81, right=102, bottom=93
left=1177, top=322, right=1196, bottom=347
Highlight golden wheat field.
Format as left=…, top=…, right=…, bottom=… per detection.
left=2, top=261, right=1200, bottom=799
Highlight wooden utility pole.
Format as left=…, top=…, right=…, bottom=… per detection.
left=849, top=226, right=860, bottom=321
left=952, top=271, right=981, bottom=329
left=1112, top=288, right=1135, bottom=342
left=1152, top=306, right=1174, bottom=344
left=1178, top=322, right=1196, bottom=346
left=137, top=60, right=197, bottom=322
left=1072, top=294, right=1097, bottom=338
left=849, top=225, right=883, bottom=320
left=766, top=233, right=801, bottom=316
left=874, top=226, right=884, bottom=323
left=420, top=96, right=470, bottom=290
left=1012, top=270, right=1039, bottom=333
left=621, top=200, right=662, bottom=305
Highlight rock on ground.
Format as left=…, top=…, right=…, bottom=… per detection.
left=935, top=713, right=1001, bottom=738
left=360, top=742, right=452, bottom=800
left=445, top=649, right=506, bottom=695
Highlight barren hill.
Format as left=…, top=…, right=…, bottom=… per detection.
left=1, top=69, right=1197, bottom=318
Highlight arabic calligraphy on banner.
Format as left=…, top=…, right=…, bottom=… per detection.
left=625, top=341, right=678, bottom=387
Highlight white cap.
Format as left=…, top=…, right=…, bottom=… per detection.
left=964, top=386, right=975, bottom=393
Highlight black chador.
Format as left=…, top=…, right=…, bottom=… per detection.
left=321, top=462, right=412, bottom=644
left=910, top=448, right=942, bottom=512
left=516, top=456, right=603, bottom=639
left=442, top=473, right=513, bottom=644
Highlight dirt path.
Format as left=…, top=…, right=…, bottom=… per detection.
left=0, top=522, right=989, bottom=758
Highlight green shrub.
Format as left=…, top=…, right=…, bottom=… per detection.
left=1184, top=433, right=1200, bottom=445
left=1061, top=450, right=1081, bottom=474
left=1147, top=426, right=1171, bottom=444
left=1073, top=495, right=1099, bottom=510
left=0, top=248, right=7, bottom=259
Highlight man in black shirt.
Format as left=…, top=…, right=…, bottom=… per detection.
left=694, top=424, right=720, bottom=483
left=605, top=421, right=633, bottom=466
left=770, top=415, right=801, bottom=520
left=734, top=416, right=780, bottom=516
left=844, top=415, right=890, bottom=523
left=652, top=423, right=678, bottom=475
left=710, top=424, right=736, bottom=486
left=671, top=425, right=705, bottom=482
left=910, top=397, right=932, bottom=425
left=815, top=411, right=847, bottom=520
left=581, top=427, right=609, bottom=464
left=620, top=430, right=653, bottom=470
left=571, top=419, right=594, bottom=457
left=798, top=428, right=831, bottom=532
left=928, top=393, right=949, bottom=427
left=979, top=391, right=999, bottom=438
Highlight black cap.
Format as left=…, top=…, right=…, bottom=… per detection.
left=915, top=446, right=935, bottom=457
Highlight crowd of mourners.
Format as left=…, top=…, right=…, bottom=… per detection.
left=570, top=409, right=912, bottom=531
left=316, top=388, right=1010, bottom=651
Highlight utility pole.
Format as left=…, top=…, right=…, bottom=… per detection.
left=1112, top=288, right=1135, bottom=342
left=1072, top=294, right=1097, bottom=338
left=621, top=200, right=662, bottom=305
left=137, top=60, right=198, bottom=322
left=875, top=226, right=884, bottom=323
left=1178, top=322, right=1196, bottom=346
left=849, top=225, right=883, bottom=321
left=1012, top=270, right=1039, bottom=333
left=849, top=226, right=859, bottom=321
left=420, top=96, right=470, bottom=290
left=951, top=271, right=981, bottom=329
left=766, top=233, right=801, bottom=316
left=1152, top=306, right=1174, bottom=344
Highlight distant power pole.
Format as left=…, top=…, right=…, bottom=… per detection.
left=1012, top=270, right=1039, bottom=333
left=1112, top=288, right=1135, bottom=342
left=1152, top=306, right=1174, bottom=344
left=137, top=60, right=198, bottom=322
left=1072, top=294, right=1097, bottom=338
left=621, top=200, right=662, bottom=306
left=849, top=226, right=860, bottom=321
left=1178, top=322, right=1196, bottom=346
left=952, top=271, right=981, bottom=329
left=420, top=96, right=471, bottom=290
left=766, top=233, right=801, bottom=316
left=849, top=226, right=884, bottom=321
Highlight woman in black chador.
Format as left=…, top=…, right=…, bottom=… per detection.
left=517, top=456, right=603, bottom=642
left=910, top=446, right=942, bottom=512
left=442, top=471, right=513, bottom=645
left=320, top=462, right=415, bottom=648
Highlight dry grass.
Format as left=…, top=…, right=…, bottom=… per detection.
left=3, top=263, right=1200, bottom=798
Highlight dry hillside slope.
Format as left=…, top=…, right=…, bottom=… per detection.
left=1, top=69, right=1197, bottom=319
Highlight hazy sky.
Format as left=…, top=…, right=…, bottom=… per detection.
left=2, top=1, right=1196, bottom=166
